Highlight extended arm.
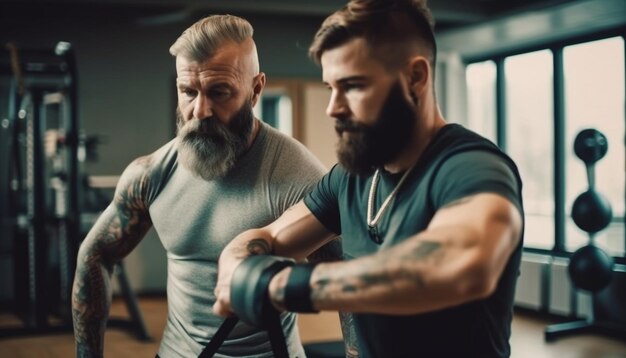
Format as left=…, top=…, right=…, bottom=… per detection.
left=213, top=201, right=336, bottom=316
left=72, top=158, right=153, bottom=357
left=213, top=201, right=358, bottom=354
left=271, top=192, right=522, bottom=315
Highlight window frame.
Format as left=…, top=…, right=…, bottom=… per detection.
left=463, top=27, right=626, bottom=264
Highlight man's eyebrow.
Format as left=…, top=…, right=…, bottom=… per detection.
left=338, top=76, right=368, bottom=83
left=176, top=80, right=232, bottom=89
left=324, top=75, right=369, bottom=86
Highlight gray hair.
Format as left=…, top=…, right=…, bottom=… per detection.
left=169, top=14, right=254, bottom=61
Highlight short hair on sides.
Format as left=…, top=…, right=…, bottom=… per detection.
left=169, top=14, right=254, bottom=62
left=309, top=0, right=437, bottom=71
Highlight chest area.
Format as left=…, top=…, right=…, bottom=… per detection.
left=339, top=173, right=434, bottom=258
left=149, top=168, right=275, bottom=260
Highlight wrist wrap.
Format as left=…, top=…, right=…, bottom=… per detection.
left=284, top=263, right=318, bottom=313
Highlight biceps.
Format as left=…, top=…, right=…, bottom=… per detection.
left=428, top=193, right=522, bottom=253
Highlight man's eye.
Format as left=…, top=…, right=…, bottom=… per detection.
left=344, top=83, right=364, bottom=91
left=181, top=89, right=196, bottom=98
left=210, top=89, right=231, bottom=101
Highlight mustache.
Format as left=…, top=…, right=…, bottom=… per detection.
left=178, top=117, right=227, bottom=138
left=335, top=117, right=365, bottom=133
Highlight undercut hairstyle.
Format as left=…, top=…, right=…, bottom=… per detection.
left=309, top=0, right=437, bottom=71
left=169, top=14, right=254, bottom=62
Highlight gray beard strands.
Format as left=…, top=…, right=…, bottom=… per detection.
left=336, top=82, right=417, bottom=175
left=176, top=103, right=254, bottom=181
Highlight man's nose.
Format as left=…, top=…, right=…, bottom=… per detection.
left=193, top=95, right=213, bottom=120
left=326, top=91, right=348, bottom=119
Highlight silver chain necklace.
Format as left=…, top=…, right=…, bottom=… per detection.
left=366, top=163, right=416, bottom=244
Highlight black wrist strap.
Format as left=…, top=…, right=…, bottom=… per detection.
left=284, top=263, right=318, bottom=313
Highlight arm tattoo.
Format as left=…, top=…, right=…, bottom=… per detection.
left=339, top=311, right=359, bottom=357
left=353, top=241, right=442, bottom=291
left=246, top=238, right=272, bottom=256
left=312, top=240, right=443, bottom=303
left=409, top=241, right=441, bottom=260
left=72, top=156, right=153, bottom=357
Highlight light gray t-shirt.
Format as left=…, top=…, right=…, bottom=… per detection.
left=142, top=122, right=326, bottom=357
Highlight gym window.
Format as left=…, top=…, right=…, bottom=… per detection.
left=465, top=33, right=625, bottom=262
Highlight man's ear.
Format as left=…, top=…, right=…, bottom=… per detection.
left=407, top=56, right=430, bottom=97
left=251, top=72, right=266, bottom=107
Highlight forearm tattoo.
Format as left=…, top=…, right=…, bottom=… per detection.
left=72, top=156, right=153, bottom=357
left=339, top=311, right=359, bottom=358
left=312, top=240, right=443, bottom=303
left=246, top=238, right=272, bottom=256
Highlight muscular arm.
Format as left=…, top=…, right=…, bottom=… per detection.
left=213, top=201, right=336, bottom=315
left=72, top=157, right=153, bottom=357
left=214, top=201, right=359, bottom=355
left=273, top=193, right=522, bottom=315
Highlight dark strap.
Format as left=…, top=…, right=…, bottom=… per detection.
left=197, top=312, right=289, bottom=358
left=257, top=260, right=291, bottom=358
left=284, top=263, right=318, bottom=313
left=265, top=307, right=290, bottom=358
left=230, top=256, right=294, bottom=327
left=198, top=258, right=293, bottom=358
left=198, top=316, right=239, bottom=358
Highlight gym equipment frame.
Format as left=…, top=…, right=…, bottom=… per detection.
left=0, top=41, right=149, bottom=341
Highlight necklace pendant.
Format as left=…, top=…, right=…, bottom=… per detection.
left=368, top=225, right=383, bottom=244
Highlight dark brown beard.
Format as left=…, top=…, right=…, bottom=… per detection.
left=335, top=81, right=417, bottom=175
left=176, top=101, right=254, bottom=180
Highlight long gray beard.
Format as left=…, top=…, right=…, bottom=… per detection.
left=176, top=104, right=253, bottom=181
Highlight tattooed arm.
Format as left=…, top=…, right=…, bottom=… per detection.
left=213, top=201, right=336, bottom=316
left=72, top=157, right=153, bottom=358
left=213, top=201, right=359, bottom=354
left=339, top=311, right=359, bottom=358
left=268, top=193, right=522, bottom=316
left=307, top=238, right=358, bottom=357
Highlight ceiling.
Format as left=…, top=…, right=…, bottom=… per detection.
left=1, top=0, right=580, bottom=33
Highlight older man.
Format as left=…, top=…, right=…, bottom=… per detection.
left=72, top=14, right=333, bottom=357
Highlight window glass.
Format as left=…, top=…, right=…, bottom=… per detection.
left=505, top=50, right=555, bottom=249
left=563, top=37, right=625, bottom=256
left=255, top=93, right=293, bottom=136
left=466, top=61, right=497, bottom=142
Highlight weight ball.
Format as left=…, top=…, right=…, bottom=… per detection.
left=230, top=255, right=294, bottom=328
left=571, top=190, right=612, bottom=233
left=568, top=245, right=614, bottom=292
left=573, top=128, right=608, bottom=165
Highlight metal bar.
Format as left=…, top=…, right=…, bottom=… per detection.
left=25, top=90, right=48, bottom=328
left=553, top=47, right=566, bottom=252
left=114, top=262, right=151, bottom=341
